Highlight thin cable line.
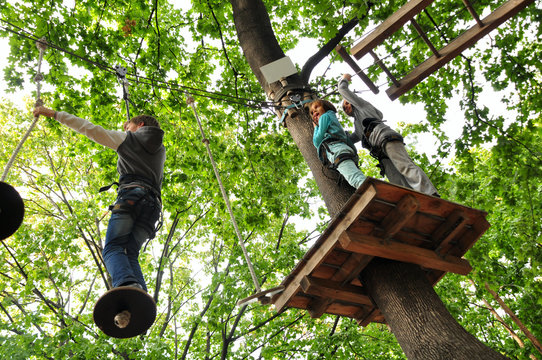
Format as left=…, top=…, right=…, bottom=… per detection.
left=186, top=94, right=262, bottom=293
left=2, top=38, right=47, bottom=182
left=0, top=18, right=282, bottom=110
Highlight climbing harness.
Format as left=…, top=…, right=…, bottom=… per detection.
left=358, top=118, right=404, bottom=177
left=115, top=65, right=131, bottom=122
left=186, top=95, right=284, bottom=304
left=319, top=139, right=360, bottom=187
left=278, top=97, right=313, bottom=125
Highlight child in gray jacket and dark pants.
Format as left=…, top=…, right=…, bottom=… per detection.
left=338, top=73, right=439, bottom=196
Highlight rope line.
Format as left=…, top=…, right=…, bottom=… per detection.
left=0, top=18, right=282, bottom=110
left=186, top=95, right=261, bottom=293
left=2, top=38, right=47, bottom=182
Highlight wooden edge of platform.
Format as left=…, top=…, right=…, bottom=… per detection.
left=272, top=182, right=378, bottom=311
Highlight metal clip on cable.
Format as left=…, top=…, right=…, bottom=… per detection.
left=115, top=65, right=131, bottom=122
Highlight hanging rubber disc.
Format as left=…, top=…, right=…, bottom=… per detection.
left=0, top=182, right=25, bottom=240
left=93, top=286, right=156, bottom=338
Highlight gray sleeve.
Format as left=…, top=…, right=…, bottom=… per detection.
left=55, top=111, right=127, bottom=150
left=337, top=78, right=383, bottom=120
left=347, top=130, right=361, bottom=144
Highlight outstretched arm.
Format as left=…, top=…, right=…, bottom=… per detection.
left=337, top=74, right=383, bottom=120
left=34, top=106, right=126, bottom=150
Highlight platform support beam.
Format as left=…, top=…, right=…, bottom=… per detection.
left=335, top=45, right=379, bottom=94
left=369, top=50, right=400, bottom=87
left=378, top=194, right=419, bottom=240
left=339, top=231, right=472, bottom=275
left=409, top=18, right=440, bottom=57
left=301, top=276, right=372, bottom=306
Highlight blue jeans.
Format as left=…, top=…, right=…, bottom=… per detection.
left=102, top=187, right=160, bottom=292
left=326, top=142, right=366, bottom=189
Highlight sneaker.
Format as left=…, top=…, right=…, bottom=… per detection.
left=120, top=282, right=143, bottom=290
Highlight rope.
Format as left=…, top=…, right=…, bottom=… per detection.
left=1, top=38, right=47, bottom=182
left=186, top=95, right=261, bottom=293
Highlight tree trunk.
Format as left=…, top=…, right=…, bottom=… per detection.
left=229, top=0, right=352, bottom=216
left=229, top=0, right=508, bottom=358
left=361, top=259, right=508, bottom=359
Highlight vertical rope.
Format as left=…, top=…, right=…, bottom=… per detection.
left=186, top=95, right=262, bottom=293
left=2, top=38, right=48, bottom=182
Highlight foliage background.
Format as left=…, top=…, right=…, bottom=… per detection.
left=0, top=0, right=540, bottom=358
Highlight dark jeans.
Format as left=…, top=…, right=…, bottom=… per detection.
left=102, top=187, right=160, bottom=291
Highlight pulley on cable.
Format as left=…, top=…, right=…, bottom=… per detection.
left=1, top=37, right=48, bottom=241
left=114, top=65, right=132, bottom=122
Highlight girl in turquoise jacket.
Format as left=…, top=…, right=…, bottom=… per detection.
left=310, top=99, right=366, bottom=189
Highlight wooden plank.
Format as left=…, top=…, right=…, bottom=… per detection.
left=432, top=209, right=468, bottom=254
left=378, top=194, right=420, bottom=239
left=450, top=216, right=490, bottom=256
left=300, top=276, right=373, bottom=306
left=273, top=185, right=378, bottom=311
left=386, top=0, right=535, bottom=100
left=358, top=307, right=381, bottom=326
left=306, top=253, right=373, bottom=318
left=351, top=0, right=435, bottom=59
left=369, top=50, right=400, bottom=87
left=326, top=302, right=365, bottom=318
left=335, top=45, right=379, bottom=94
left=334, top=252, right=373, bottom=287
left=307, top=297, right=331, bottom=318
left=370, top=179, right=485, bottom=219
left=462, top=0, right=484, bottom=26
left=322, top=249, right=351, bottom=266
left=311, top=264, right=340, bottom=280
left=286, top=295, right=311, bottom=309
left=339, top=231, right=472, bottom=275
left=409, top=18, right=440, bottom=57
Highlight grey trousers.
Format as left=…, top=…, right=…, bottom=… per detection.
left=381, top=141, right=438, bottom=196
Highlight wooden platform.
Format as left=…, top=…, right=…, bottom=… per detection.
left=271, top=178, right=490, bottom=326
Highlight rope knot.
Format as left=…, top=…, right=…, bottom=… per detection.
left=186, top=96, right=194, bottom=105
left=34, top=99, right=44, bottom=108
left=34, top=73, right=44, bottom=82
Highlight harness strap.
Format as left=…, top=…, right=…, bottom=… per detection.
left=369, top=133, right=404, bottom=176
left=99, top=182, right=119, bottom=193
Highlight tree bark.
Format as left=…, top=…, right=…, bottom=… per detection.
left=229, top=0, right=509, bottom=358
left=361, top=259, right=508, bottom=359
left=229, top=0, right=352, bottom=216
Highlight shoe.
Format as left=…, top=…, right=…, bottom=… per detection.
left=120, top=282, right=143, bottom=290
